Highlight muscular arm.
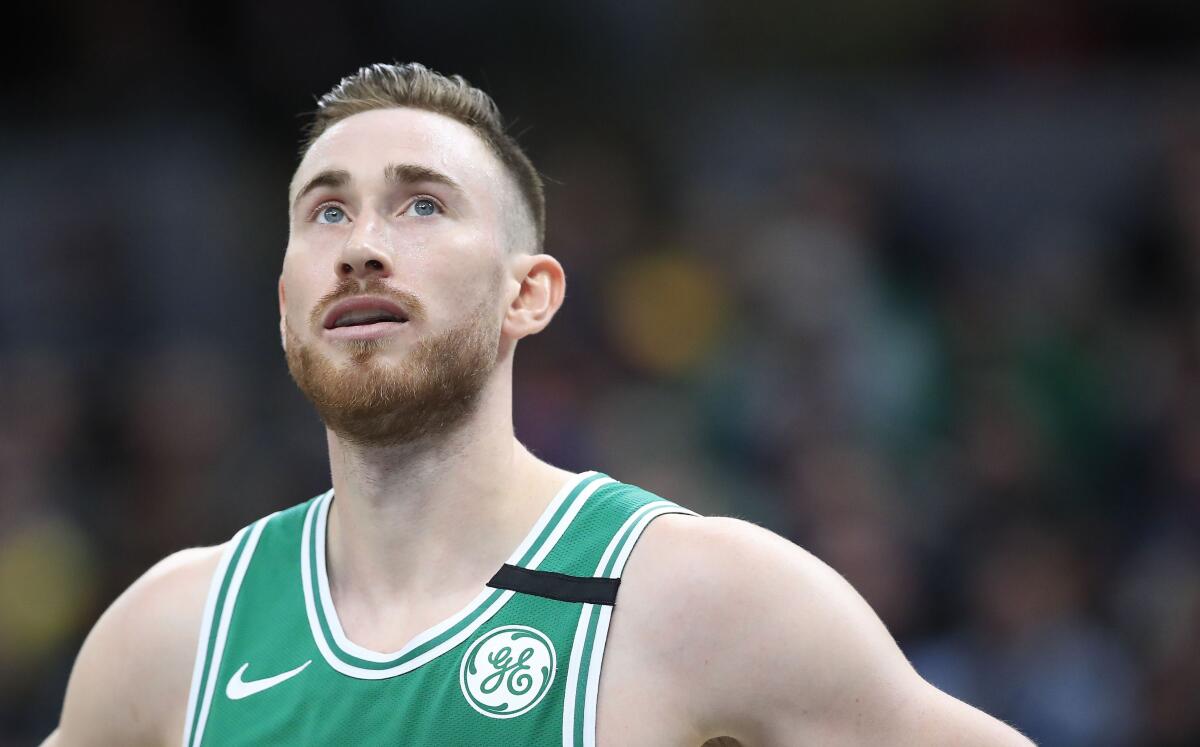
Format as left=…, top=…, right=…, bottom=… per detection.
left=622, top=516, right=1034, bottom=746
left=45, top=545, right=224, bottom=747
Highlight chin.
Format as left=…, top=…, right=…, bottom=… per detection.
left=335, top=340, right=409, bottom=368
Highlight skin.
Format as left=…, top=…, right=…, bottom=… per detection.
left=45, top=106, right=1035, bottom=746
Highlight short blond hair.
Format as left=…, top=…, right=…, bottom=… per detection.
left=302, top=62, right=545, bottom=252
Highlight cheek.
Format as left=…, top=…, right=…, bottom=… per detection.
left=432, top=247, right=500, bottom=303
left=404, top=223, right=494, bottom=281
left=280, top=252, right=319, bottom=328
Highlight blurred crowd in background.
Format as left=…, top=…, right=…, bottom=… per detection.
left=3, top=2, right=1200, bottom=745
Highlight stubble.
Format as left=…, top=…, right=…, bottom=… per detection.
left=284, top=289, right=499, bottom=447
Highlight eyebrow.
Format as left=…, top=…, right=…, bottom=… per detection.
left=291, top=163, right=466, bottom=212
left=292, top=169, right=350, bottom=210
left=384, top=162, right=465, bottom=195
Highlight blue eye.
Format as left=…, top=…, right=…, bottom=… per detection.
left=410, top=198, right=439, bottom=217
left=316, top=205, right=346, bottom=224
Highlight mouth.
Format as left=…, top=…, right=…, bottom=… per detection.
left=322, top=297, right=411, bottom=340
left=324, top=297, right=410, bottom=330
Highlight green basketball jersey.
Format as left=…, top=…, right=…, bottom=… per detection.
left=181, top=471, right=695, bottom=745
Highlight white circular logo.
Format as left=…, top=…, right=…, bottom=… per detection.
left=459, top=624, right=556, bottom=719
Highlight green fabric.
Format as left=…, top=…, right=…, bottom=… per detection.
left=183, top=473, right=692, bottom=746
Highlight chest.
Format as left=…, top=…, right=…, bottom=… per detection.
left=182, top=586, right=700, bottom=746
left=179, top=476, right=701, bottom=746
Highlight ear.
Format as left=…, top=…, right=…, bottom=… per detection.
left=502, top=253, right=566, bottom=340
left=278, top=276, right=288, bottom=352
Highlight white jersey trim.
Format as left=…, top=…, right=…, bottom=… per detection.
left=562, top=500, right=697, bottom=747
left=186, top=513, right=276, bottom=747
left=302, top=472, right=613, bottom=679
left=561, top=602, right=596, bottom=745
left=181, top=526, right=246, bottom=747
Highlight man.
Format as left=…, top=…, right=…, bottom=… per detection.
left=46, top=63, right=1034, bottom=745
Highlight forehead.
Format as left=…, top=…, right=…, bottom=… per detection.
left=291, top=107, right=505, bottom=202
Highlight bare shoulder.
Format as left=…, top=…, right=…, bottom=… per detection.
left=52, top=543, right=228, bottom=747
left=615, top=513, right=835, bottom=628
left=597, top=515, right=797, bottom=744
left=612, top=514, right=847, bottom=671
left=611, top=514, right=1033, bottom=746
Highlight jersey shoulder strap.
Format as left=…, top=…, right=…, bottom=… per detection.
left=493, top=477, right=695, bottom=587
left=181, top=497, right=313, bottom=747
left=500, top=477, right=698, bottom=747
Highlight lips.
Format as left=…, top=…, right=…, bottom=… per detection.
left=323, top=297, right=410, bottom=330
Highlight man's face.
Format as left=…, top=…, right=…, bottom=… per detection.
left=280, top=107, right=514, bottom=446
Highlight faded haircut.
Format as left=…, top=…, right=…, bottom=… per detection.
left=302, top=62, right=545, bottom=253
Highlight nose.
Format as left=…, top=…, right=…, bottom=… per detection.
left=336, top=220, right=393, bottom=280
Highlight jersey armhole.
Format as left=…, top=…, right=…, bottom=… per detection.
left=180, top=528, right=246, bottom=747
left=180, top=513, right=275, bottom=747
left=561, top=503, right=697, bottom=747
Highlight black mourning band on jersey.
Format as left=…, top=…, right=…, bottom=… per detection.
left=487, top=564, right=621, bottom=606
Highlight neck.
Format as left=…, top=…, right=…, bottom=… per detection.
left=322, top=365, right=573, bottom=615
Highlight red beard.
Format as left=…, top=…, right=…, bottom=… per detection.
left=285, top=292, right=498, bottom=447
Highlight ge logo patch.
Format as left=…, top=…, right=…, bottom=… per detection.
left=460, top=625, right=556, bottom=719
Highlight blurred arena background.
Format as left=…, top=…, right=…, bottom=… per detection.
left=3, top=1, right=1200, bottom=745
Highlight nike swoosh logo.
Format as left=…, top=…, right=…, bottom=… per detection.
left=225, top=659, right=312, bottom=700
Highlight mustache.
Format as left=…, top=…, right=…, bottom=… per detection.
left=309, top=278, right=427, bottom=329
